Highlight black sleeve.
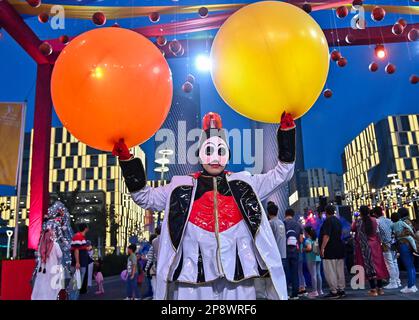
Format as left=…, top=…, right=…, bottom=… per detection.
left=298, top=224, right=304, bottom=236
left=119, top=157, right=147, bottom=193
left=277, top=127, right=296, bottom=163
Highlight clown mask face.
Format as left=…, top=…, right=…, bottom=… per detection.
left=199, top=136, right=229, bottom=176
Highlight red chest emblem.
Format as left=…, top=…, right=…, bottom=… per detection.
left=188, top=191, right=243, bottom=233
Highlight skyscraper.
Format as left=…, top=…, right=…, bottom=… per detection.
left=342, top=114, right=419, bottom=218
left=154, top=86, right=201, bottom=180
left=289, top=168, right=345, bottom=214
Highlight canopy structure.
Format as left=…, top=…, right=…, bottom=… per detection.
left=0, top=0, right=417, bottom=249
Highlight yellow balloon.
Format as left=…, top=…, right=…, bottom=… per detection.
left=210, top=1, right=330, bottom=122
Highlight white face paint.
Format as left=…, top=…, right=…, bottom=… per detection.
left=198, top=136, right=229, bottom=166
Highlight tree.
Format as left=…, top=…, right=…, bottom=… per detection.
left=107, top=204, right=119, bottom=249
left=54, top=186, right=80, bottom=214
left=86, top=206, right=106, bottom=246
left=0, top=202, right=10, bottom=226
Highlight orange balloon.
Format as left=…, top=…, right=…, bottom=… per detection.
left=51, top=27, right=173, bottom=151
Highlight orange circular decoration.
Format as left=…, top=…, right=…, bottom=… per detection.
left=51, top=27, right=173, bottom=151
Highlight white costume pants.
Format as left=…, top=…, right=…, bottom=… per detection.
left=170, top=278, right=256, bottom=300
left=254, top=277, right=278, bottom=300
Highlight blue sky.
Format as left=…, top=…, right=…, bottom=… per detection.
left=0, top=0, right=418, bottom=194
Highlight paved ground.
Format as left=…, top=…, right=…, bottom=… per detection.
left=80, top=272, right=419, bottom=301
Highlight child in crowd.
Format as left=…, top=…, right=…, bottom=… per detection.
left=94, top=258, right=104, bottom=295
left=304, top=226, right=323, bottom=298
left=125, top=244, right=141, bottom=300
left=298, top=231, right=307, bottom=297
left=392, top=214, right=418, bottom=255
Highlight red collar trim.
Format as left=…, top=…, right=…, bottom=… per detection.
left=191, top=171, right=232, bottom=179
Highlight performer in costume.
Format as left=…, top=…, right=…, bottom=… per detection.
left=44, top=201, right=73, bottom=279
left=113, top=112, right=296, bottom=300
left=32, top=201, right=74, bottom=299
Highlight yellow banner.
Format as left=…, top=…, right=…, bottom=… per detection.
left=0, top=103, right=24, bottom=186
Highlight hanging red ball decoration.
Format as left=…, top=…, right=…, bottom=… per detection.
left=302, top=3, right=312, bottom=13
left=59, top=35, right=69, bottom=45
left=336, top=6, right=349, bottom=19
left=38, top=12, right=49, bottom=23
left=397, top=18, right=407, bottom=28
left=186, top=74, right=195, bottom=84
left=392, top=23, right=404, bottom=35
left=39, top=42, right=52, bottom=56
left=92, top=12, right=106, bottom=26
left=174, top=47, right=185, bottom=57
left=198, top=7, right=209, bottom=18
left=352, top=0, right=363, bottom=7
left=371, top=6, right=385, bottom=22
left=369, top=62, right=379, bottom=72
left=112, top=22, right=120, bottom=28
left=337, top=57, right=347, bottom=67
left=156, top=36, right=167, bottom=47
left=385, top=63, right=396, bottom=74
left=323, top=89, right=333, bottom=98
left=330, top=50, right=341, bottom=62
left=149, top=12, right=160, bottom=23
left=345, top=34, right=355, bottom=44
left=169, top=40, right=182, bottom=54
left=410, top=75, right=419, bottom=84
left=182, top=81, right=193, bottom=93
left=408, top=29, right=418, bottom=42
left=27, top=0, right=41, bottom=8
left=354, top=15, right=366, bottom=29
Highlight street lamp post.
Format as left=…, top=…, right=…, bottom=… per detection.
left=6, top=230, right=13, bottom=259
left=154, top=149, right=173, bottom=226
left=387, top=173, right=404, bottom=213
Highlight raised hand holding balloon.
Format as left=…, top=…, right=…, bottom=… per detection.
left=51, top=27, right=173, bottom=151
left=112, top=139, right=132, bottom=160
